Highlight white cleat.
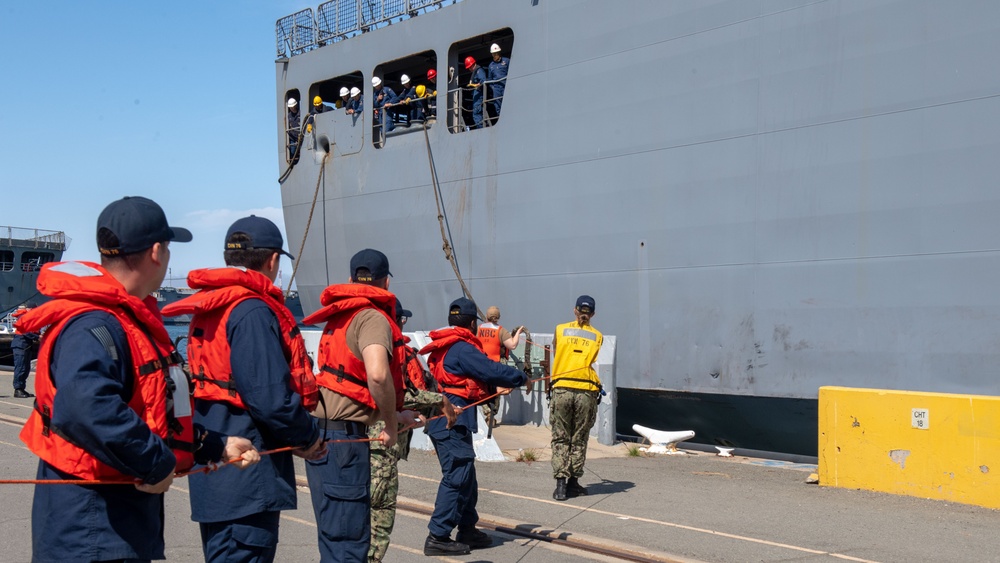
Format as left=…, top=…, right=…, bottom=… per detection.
left=716, top=447, right=734, bottom=457
left=632, top=424, right=695, bottom=455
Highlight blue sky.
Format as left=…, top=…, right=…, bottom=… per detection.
left=1, top=1, right=304, bottom=287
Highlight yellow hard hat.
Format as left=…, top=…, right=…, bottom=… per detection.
left=416, top=84, right=426, bottom=98
left=313, top=95, right=323, bottom=106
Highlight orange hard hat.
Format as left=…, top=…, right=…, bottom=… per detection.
left=464, top=56, right=476, bottom=70
left=427, top=68, right=437, bottom=81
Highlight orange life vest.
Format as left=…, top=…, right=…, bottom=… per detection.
left=476, top=322, right=505, bottom=361
left=18, top=261, right=195, bottom=479
left=302, top=284, right=405, bottom=411
left=395, top=334, right=437, bottom=393
left=419, top=327, right=490, bottom=400
left=160, top=267, right=319, bottom=411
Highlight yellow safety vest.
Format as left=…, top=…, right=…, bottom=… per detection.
left=551, top=321, right=603, bottom=391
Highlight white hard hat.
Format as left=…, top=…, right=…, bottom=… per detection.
left=490, top=43, right=501, bottom=54
left=372, top=76, right=382, bottom=87
left=340, top=86, right=349, bottom=97
left=350, top=86, right=360, bottom=97
left=400, top=74, right=410, bottom=85
left=286, top=98, right=297, bottom=108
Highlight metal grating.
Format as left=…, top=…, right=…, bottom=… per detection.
left=316, top=1, right=337, bottom=39
left=359, top=0, right=378, bottom=28
left=337, top=0, right=360, bottom=38
left=383, top=0, right=407, bottom=20
left=278, top=0, right=453, bottom=57
left=275, top=8, right=317, bottom=58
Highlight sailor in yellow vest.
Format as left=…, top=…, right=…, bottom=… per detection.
left=549, top=295, right=603, bottom=501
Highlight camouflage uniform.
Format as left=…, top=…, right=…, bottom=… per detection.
left=549, top=388, right=599, bottom=479
left=368, top=388, right=445, bottom=562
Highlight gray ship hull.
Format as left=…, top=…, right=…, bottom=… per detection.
left=277, top=0, right=1000, bottom=454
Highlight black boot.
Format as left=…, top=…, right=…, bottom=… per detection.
left=456, top=528, right=492, bottom=549
left=553, top=478, right=567, bottom=501
left=424, top=535, right=470, bottom=556
left=567, top=477, right=588, bottom=497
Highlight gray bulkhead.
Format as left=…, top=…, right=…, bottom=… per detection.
left=278, top=0, right=1000, bottom=402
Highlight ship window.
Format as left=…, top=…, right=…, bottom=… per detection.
left=285, top=88, right=302, bottom=162
left=20, top=252, right=54, bottom=272
left=310, top=71, right=363, bottom=114
left=0, top=251, right=12, bottom=272
left=371, top=50, right=437, bottom=149
left=448, top=29, right=514, bottom=134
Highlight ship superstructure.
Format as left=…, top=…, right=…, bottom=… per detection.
left=0, top=226, right=67, bottom=364
left=0, top=226, right=67, bottom=313
left=276, top=0, right=1000, bottom=455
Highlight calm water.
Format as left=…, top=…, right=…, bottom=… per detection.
left=166, top=324, right=189, bottom=357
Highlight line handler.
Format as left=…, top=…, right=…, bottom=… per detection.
left=17, top=196, right=258, bottom=563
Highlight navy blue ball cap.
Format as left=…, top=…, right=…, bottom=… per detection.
left=350, top=248, right=391, bottom=281
left=575, top=295, right=595, bottom=314
left=395, top=298, right=412, bottom=319
left=449, top=297, right=477, bottom=317
left=225, top=215, right=294, bottom=259
left=97, top=196, right=192, bottom=256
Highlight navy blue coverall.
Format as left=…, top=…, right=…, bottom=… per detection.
left=347, top=95, right=363, bottom=115
left=373, top=86, right=397, bottom=132
left=31, top=311, right=225, bottom=563
left=487, top=56, right=510, bottom=117
left=11, top=331, right=37, bottom=391
left=191, top=300, right=319, bottom=563
left=389, top=86, right=420, bottom=125
left=468, top=66, right=488, bottom=129
left=426, top=341, right=527, bottom=539
left=287, top=108, right=301, bottom=160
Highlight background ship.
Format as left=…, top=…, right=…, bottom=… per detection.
left=0, top=226, right=68, bottom=365
left=154, top=279, right=306, bottom=325
left=275, top=0, right=1000, bottom=456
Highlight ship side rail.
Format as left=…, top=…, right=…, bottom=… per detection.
left=372, top=102, right=436, bottom=148
left=445, top=79, right=505, bottom=132
left=0, top=227, right=68, bottom=251
left=277, top=0, right=461, bottom=59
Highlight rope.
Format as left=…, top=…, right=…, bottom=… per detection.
left=278, top=116, right=311, bottom=185
left=0, top=436, right=377, bottom=486
left=421, top=123, right=483, bottom=318
left=3, top=371, right=595, bottom=486
left=286, top=151, right=330, bottom=299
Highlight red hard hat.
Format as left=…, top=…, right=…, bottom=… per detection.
left=464, top=56, right=476, bottom=70
left=427, top=69, right=437, bottom=80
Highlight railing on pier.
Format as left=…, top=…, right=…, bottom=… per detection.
left=0, top=226, right=68, bottom=251
left=276, top=0, right=461, bottom=58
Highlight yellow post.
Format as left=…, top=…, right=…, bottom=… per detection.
left=818, top=386, right=1000, bottom=509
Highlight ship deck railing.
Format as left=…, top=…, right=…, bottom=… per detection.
left=444, top=80, right=504, bottom=131
left=0, top=227, right=68, bottom=251
left=276, top=0, right=462, bottom=59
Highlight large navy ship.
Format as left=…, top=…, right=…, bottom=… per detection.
left=0, top=226, right=67, bottom=365
left=274, top=0, right=1000, bottom=455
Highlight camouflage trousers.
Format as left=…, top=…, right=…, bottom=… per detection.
left=549, top=387, right=599, bottom=479
left=368, top=421, right=410, bottom=563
